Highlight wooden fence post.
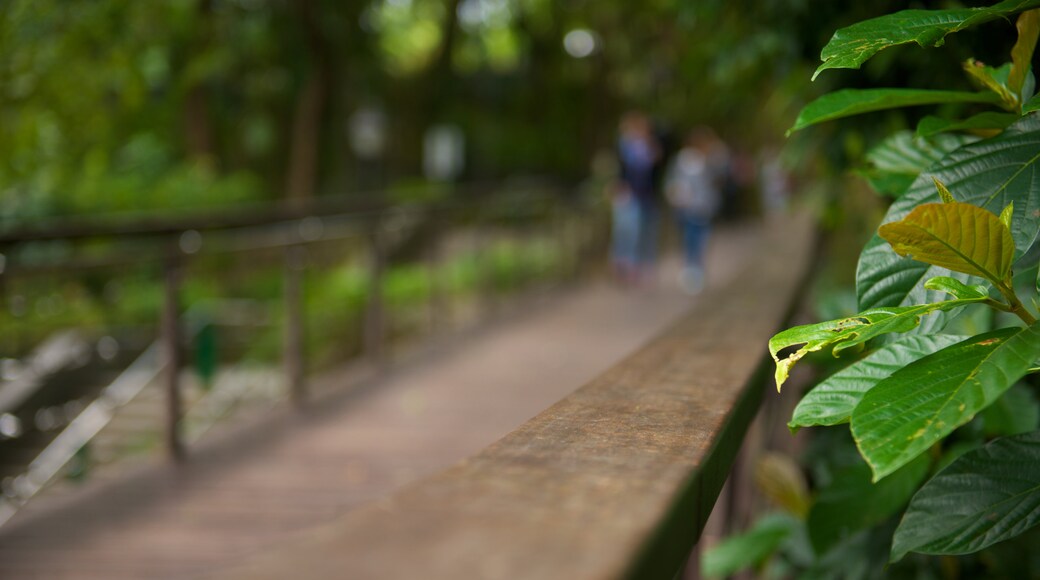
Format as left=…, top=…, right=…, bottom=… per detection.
left=364, top=225, right=386, bottom=369
left=162, top=251, right=185, bottom=463
left=284, top=244, right=306, bottom=407
left=426, top=220, right=444, bottom=336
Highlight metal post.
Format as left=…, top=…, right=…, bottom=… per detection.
left=162, top=253, right=185, bottom=462
left=364, top=226, right=386, bottom=369
left=284, top=245, right=306, bottom=407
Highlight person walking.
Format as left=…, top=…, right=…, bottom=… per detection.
left=664, top=127, right=724, bottom=294
left=613, top=111, right=664, bottom=284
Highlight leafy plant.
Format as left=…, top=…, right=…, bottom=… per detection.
left=708, top=2, right=1040, bottom=577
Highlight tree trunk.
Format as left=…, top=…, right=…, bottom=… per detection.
left=183, top=0, right=215, bottom=165
left=285, top=0, right=331, bottom=205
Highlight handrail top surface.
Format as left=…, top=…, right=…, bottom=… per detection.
left=216, top=213, right=817, bottom=580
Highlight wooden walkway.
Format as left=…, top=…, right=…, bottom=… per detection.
left=0, top=225, right=763, bottom=580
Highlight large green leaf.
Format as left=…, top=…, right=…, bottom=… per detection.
left=813, top=0, right=1040, bottom=79
left=861, top=131, right=978, bottom=197
left=891, top=431, right=1040, bottom=560
left=857, top=114, right=1040, bottom=319
left=878, top=201, right=1015, bottom=285
left=808, top=453, right=930, bottom=555
left=702, top=513, right=799, bottom=577
left=915, top=113, right=1018, bottom=139
left=769, top=299, right=985, bottom=391
left=790, top=89, right=998, bottom=134
left=789, top=334, right=966, bottom=431
left=852, top=323, right=1040, bottom=480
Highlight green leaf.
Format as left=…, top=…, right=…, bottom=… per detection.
left=852, top=323, right=1040, bottom=481
left=861, top=131, right=979, bottom=198
left=790, top=334, right=966, bottom=430
left=878, top=201, right=1015, bottom=286
left=916, top=112, right=1018, bottom=138
left=1000, top=201, right=1015, bottom=231
left=932, top=177, right=955, bottom=203
left=808, top=453, right=930, bottom=555
left=702, top=513, right=799, bottom=578
left=1010, top=10, right=1040, bottom=101
left=857, top=114, right=1040, bottom=322
left=963, top=60, right=1018, bottom=111
left=1024, top=93, right=1040, bottom=113
left=813, top=0, right=1040, bottom=79
left=924, top=276, right=989, bottom=300
left=790, top=89, right=998, bottom=134
left=755, top=454, right=811, bottom=517
left=891, top=431, right=1040, bottom=560
left=981, top=384, right=1040, bottom=437
left=770, top=299, right=985, bottom=391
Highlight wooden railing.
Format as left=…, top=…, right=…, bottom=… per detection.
left=215, top=213, right=817, bottom=580
left=0, top=182, right=603, bottom=522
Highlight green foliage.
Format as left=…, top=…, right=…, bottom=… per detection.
left=892, top=431, right=1040, bottom=560
left=769, top=298, right=985, bottom=390
left=812, top=0, right=1040, bottom=80
left=852, top=324, right=1040, bottom=480
left=789, top=334, right=966, bottom=430
left=860, top=131, right=977, bottom=198
left=915, top=112, right=1018, bottom=138
left=789, top=88, right=998, bottom=134
left=878, top=200, right=1015, bottom=285
left=701, top=513, right=801, bottom=578
left=741, top=2, right=1040, bottom=575
left=856, top=114, right=1040, bottom=332
left=807, top=452, right=929, bottom=555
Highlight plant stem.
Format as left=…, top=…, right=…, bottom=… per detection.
left=997, top=281, right=1037, bottom=325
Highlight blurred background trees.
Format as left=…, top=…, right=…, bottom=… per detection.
left=0, top=0, right=1015, bottom=225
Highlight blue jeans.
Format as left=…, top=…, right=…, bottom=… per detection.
left=677, top=213, right=710, bottom=270
left=635, top=198, right=659, bottom=268
left=611, top=195, right=640, bottom=268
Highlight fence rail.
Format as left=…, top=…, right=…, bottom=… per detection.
left=0, top=182, right=605, bottom=524
left=213, top=213, right=817, bottom=580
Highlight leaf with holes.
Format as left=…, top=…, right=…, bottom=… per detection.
left=857, top=114, right=1040, bottom=326
left=790, top=334, right=966, bottom=430
left=789, top=89, right=998, bottom=134
left=891, top=431, right=1040, bottom=560
left=813, top=0, right=1040, bottom=79
left=852, top=323, right=1040, bottom=481
left=769, top=299, right=985, bottom=391
left=878, top=201, right=1015, bottom=286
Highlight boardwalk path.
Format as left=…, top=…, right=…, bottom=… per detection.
left=0, top=224, right=761, bottom=579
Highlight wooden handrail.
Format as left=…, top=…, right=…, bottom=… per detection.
left=0, top=179, right=569, bottom=245
left=215, top=213, right=817, bottom=580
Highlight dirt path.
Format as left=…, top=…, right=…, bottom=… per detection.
left=0, top=224, right=761, bottom=579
